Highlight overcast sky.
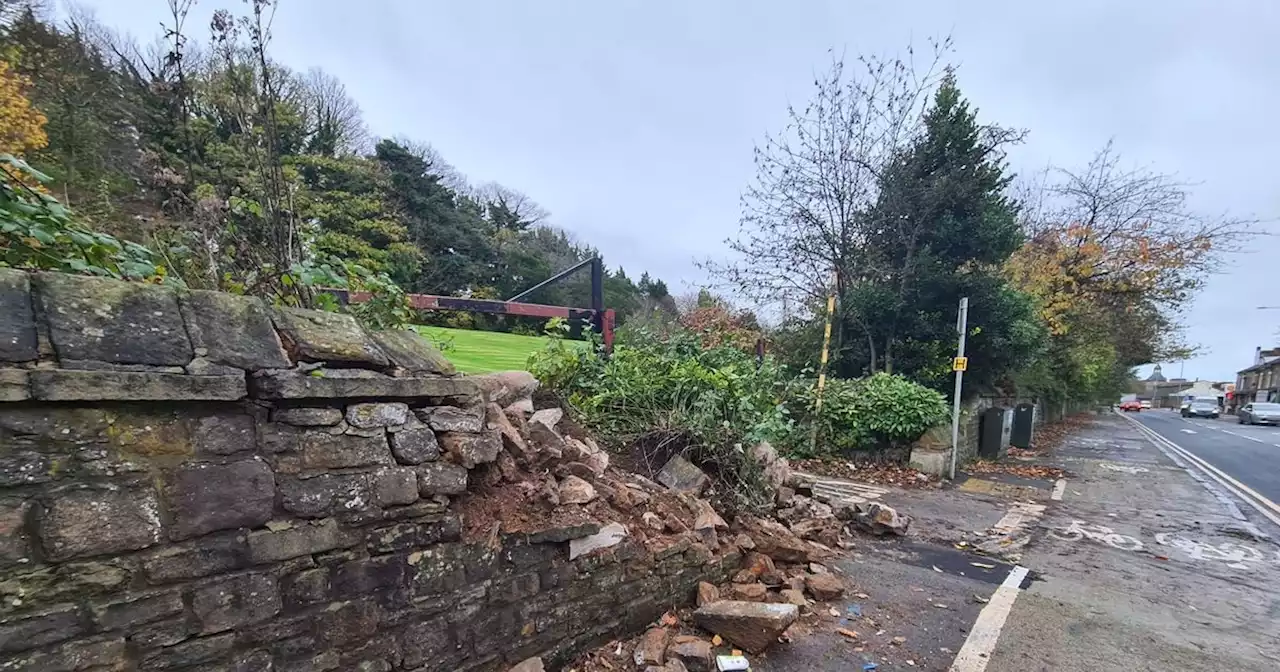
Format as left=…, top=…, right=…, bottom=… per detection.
left=88, top=0, right=1278, bottom=382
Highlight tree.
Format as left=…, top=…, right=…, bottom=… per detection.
left=704, top=41, right=953, bottom=312
left=841, top=73, right=1028, bottom=386
left=296, top=67, right=369, bottom=156
left=0, top=57, right=46, bottom=156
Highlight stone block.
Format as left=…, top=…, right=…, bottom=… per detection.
left=438, top=430, right=501, bottom=469
left=91, top=590, right=185, bottom=631
left=331, top=554, right=409, bottom=598
left=270, top=307, right=387, bottom=366
left=275, top=432, right=392, bottom=473
left=471, top=371, right=538, bottom=407
left=251, top=369, right=477, bottom=400
left=0, top=269, right=37, bottom=362
left=0, top=498, right=32, bottom=566
left=399, top=616, right=452, bottom=669
left=0, top=605, right=84, bottom=653
left=29, top=370, right=246, bottom=401
left=144, top=534, right=247, bottom=583
left=316, top=599, right=383, bottom=648
left=141, top=632, right=235, bottom=669
left=370, top=329, right=455, bottom=375
left=415, top=462, right=468, bottom=496
left=372, top=468, right=419, bottom=506
left=0, top=560, right=131, bottom=612
left=179, top=289, right=291, bottom=370
left=346, top=402, right=409, bottom=429
left=279, top=473, right=373, bottom=518
left=691, top=601, right=797, bottom=654
left=281, top=567, right=329, bottom=608
left=272, top=407, right=343, bottom=426
left=366, top=516, right=461, bottom=554
left=34, top=272, right=192, bottom=365
left=656, top=455, right=710, bottom=494
left=247, top=519, right=361, bottom=564
left=418, top=405, right=484, bottom=433
left=36, top=489, right=161, bottom=561
left=191, top=573, right=280, bottom=634
left=166, top=460, right=275, bottom=540
left=192, top=413, right=257, bottom=456
left=0, top=635, right=126, bottom=672
left=0, top=369, right=29, bottom=402
left=390, top=426, right=440, bottom=465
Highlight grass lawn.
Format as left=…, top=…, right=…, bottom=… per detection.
left=413, top=325, right=587, bottom=374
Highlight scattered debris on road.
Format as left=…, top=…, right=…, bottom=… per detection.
left=791, top=459, right=939, bottom=488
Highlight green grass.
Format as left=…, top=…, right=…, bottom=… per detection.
left=414, top=325, right=587, bottom=374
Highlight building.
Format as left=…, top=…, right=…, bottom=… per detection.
left=1138, top=364, right=1191, bottom=408
left=1234, top=346, right=1280, bottom=410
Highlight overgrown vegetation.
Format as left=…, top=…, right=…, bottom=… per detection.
left=0, top=2, right=672, bottom=332
left=529, top=321, right=947, bottom=510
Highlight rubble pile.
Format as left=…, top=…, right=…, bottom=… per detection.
left=484, top=421, right=916, bottom=670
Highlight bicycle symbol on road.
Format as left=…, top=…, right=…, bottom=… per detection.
left=1051, top=519, right=1144, bottom=551
left=1049, top=519, right=1280, bottom=569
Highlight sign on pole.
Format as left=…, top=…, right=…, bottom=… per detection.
left=948, top=298, right=969, bottom=481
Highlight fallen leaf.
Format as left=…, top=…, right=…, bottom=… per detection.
left=712, top=635, right=722, bottom=646
left=1154, top=555, right=1169, bottom=561
left=829, top=607, right=841, bottom=617
left=907, top=661, right=916, bottom=666
left=837, top=628, right=860, bottom=639
left=660, top=612, right=678, bottom=627
left=892, top=636, right=906, bottom=645
left=731, top=649, right=742, bottom=656
left=855, top=592, right=870, bottom=599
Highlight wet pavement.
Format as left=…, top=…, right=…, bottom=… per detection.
left=752, top=412, right=1280, bottom=671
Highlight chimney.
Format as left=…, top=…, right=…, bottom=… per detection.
left=1257, top=346, right=1264, bottom=365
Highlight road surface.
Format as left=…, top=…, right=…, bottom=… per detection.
left=1129, top=409, right=1280, bottom=516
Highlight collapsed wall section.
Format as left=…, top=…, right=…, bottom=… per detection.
left=0, top=270, right=735, bottom=671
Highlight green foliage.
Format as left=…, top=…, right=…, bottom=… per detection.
left=0, top=155, right=172, bottom=283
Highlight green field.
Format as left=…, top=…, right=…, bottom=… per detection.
left=414, top=326, right=586, bottom=374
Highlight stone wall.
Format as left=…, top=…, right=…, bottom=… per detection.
left=0, top=270, right=736, bottom=671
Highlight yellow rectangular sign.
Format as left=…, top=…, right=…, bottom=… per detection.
left=953, top=356, right=968, bottom=372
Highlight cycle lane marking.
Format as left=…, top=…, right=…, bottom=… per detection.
left=949, top=565, right=1030, bottom=672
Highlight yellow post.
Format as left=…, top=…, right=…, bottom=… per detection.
left=810, top=291, right=838, bottom=452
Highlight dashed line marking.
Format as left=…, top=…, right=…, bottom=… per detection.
left=949, top=565, right=1030, bottom=672
left=1181, top=429, right=1197, bottom=434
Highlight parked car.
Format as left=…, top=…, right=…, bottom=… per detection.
left=1182, top=398, right=1220, bottom=419
left=1140, top=400, right=1152, bottom=409
left=1119, top=400, right=1143, bottom=412
left=1238, top=402, right=1280, bottom=425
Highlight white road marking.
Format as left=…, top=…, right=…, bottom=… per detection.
left=1051, top=519, right=1144, bottom=550
left=949, top=565, right=1030, bottom=672
left=991, top=503, right=1046, bottom=535
left=1121, top=413, right=1280, bottom=528
left=1181, top=429, right=1197, bottom=434
left=1051, top=478, right=1066, bottom=501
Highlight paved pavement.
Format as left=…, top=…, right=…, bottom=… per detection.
left=753, top=411, right=1280, bottom=672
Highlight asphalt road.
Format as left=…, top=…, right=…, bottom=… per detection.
left=1130, top=409, right=1280, bottom=507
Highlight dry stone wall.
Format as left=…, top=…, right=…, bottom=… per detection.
left=0, top=270, right=735, bottom=671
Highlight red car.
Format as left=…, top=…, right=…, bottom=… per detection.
left=1119, top=400, right=1143, bottom=412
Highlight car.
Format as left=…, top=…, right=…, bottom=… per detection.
left=1238, top=402, right=1280, bottom=425
left=1119, top=400, right=1143, bottom=412
left=1140, top=400, right=1152, bottom=409
left=1182, top=398, right=1220, bottom=419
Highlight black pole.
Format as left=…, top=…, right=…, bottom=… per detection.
left=590, top=257, right=604, bottom=334
left=506, top=256, right=596, bottom=303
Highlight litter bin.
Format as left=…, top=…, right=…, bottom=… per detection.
left=1010, top=403, right=1035, bottom=449
left=979, top=407, right=1006, bottom=459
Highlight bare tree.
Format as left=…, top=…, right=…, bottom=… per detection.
left=473, top=181, right=549, bottom=228
left=297, top=67, right=370, bottom=156
left=703, top=40, right=954, bottom=314
left=389, top=135, right=470, bottom=191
